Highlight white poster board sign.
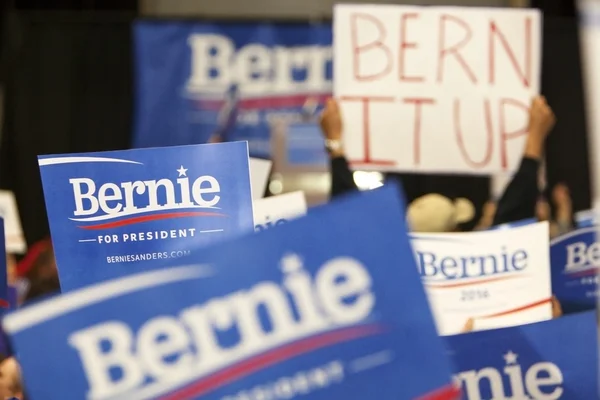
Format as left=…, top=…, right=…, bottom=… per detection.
left=0, top=191, right=26, bottom=254
left=334, top=5, right=542, bottom=174
left=253, top=191, right=307, bottom=231
left=580, top=0, right=600, bottom=204
left=249, top=158, right=272, bottom=200
left=410, top=221, right=551, bottom=335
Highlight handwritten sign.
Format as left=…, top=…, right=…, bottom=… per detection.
left=334, top=5, right=541, bottom=174
left=38, top=142, right=254, bottom=291
left=250, top=157, right=272, bottom=199
left=0, top=191, right=26, bottom=254
left=410, top=222, right=552, bottom=335
left=254, top=191, right=307, bottom=231
left=550, top=227, right=598, bottom=314
left=447, top=310, right=597, bottom=399
left=4, top=184, right=459, bottom=400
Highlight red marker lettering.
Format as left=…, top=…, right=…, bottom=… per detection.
left=454, top=98, right=494, bottom=168
left=404, top=98, right=435, bottom=165
left=499, top=98, right=529, bottom=170
left=340, top=96, right=395, bottom=166
left=489, top=17, right=532, bottom=88
left=351, top=13, right=393, bottom=81
left=437, top=15, right=477, bottom=84
left=399, top=13, right=424, bottom=82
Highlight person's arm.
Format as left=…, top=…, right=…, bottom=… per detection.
left=493, top=96, right=555, bottom=226
left=552, top=183, right=574, bottom=235
left=330, top=155, right=358, bottom=198
left=320, top=99, right=359, bottom=199
left=492, top=157, right=540, bottom=225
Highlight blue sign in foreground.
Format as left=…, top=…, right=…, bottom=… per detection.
left=38, top=142, right=254, bottom=292
left=447, top=311, right=597, bottom=399
left=4, top=184, right=458, bottom=400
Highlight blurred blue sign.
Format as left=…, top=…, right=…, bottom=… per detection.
left=447, top=311, right=597, bottom=399
left=133, top=21, right=332, bottom=166
left=5, top=184, right=459, bottom=400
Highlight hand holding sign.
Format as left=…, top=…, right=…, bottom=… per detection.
left=320, top=99, right=345, bottom=158
left=528, top=96, right=556, bottom=139
left=524, top=95, right=556, bottom=159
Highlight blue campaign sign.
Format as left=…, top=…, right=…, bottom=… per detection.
left=133, top=21, right=332, bottom=163
left=550, top=227, right=598, bottom=314
left=4, top=184, right=459, bottom=400
left=447, top=310, right=597, bottom=399
left=38, top=142, right=254, bottom=292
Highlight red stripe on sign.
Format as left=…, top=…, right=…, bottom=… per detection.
left=159, top=324, right=386, bottom=400
left=479, top=297, right=552, bottom=319
left=78, top=211, right=226, bottom=230
left=417, top=384, right=462, bottom=400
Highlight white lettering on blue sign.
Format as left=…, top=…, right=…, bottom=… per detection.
left=69, top=166, right=220, bottom=219
left=255, top=217, right=288, bottom=232
left=222, top=360, right=345, bottom=400
left=415, top=248, right=528, bottom=280
left=186, top=34, right=332, bottom=94
left=565, top=241, right=600, bottom=272
left=455, top=351, right=563, bottom=400
left=68, top=254, right=375, bottom=399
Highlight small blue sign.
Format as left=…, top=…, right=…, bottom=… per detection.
left=447, top=310, right=597, bottom=399
left=38, top=142, right=254, bottom=291
left=4, top=184, right=458, bottom=400
left=550, top=227, right=598, bottom=314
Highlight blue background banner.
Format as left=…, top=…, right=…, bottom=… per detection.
left=447, top=311, right=598, bottom=399
left=5, top=184, right=458, bottom=400
left=133, top=21, right=332, bottom=164
left=38, top=142, right=254, bottom=291
left=550, top=227, right=598, bottom=314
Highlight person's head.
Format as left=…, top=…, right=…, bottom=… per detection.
left=0, top=357, right=23, bottom=400
left=407, top=194, right=475, bottom=233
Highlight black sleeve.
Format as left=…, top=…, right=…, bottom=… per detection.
left=492, top=157, right=540, bottom=226
left=330, top=156, right=358, bottom=199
